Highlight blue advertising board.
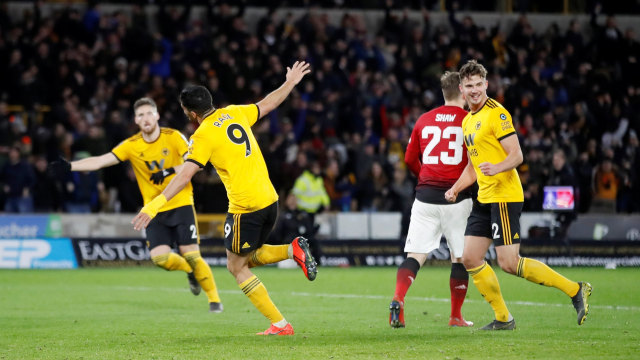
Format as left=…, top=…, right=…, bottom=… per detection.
left=0, top=238, right=78, bottom=269
left=0, top=215, right=62, bottom=238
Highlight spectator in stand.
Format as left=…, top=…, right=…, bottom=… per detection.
left=547, top=148, right=578, bottom=236
left=388, top=162, right=415, bottom=237
left=32, top=156, right=61, bottom=212
left=270, top=192, right=319, bottom=260
left=292, top=159, right=330, bottom=221
left=323, top=158, right=354, bottom=212
left=62, top=151, right=106, bottom=213
left=591, top=156, right=620, bottom=213
left=0, top=2, right=638, bottom=216
left=548, top=149, right=578, bottom=190
left=1, top=145, right=35, bottom=213
left=356, top=160, right=391, bottom=212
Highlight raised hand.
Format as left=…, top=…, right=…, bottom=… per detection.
left=285, top=61, right=311, bottom=85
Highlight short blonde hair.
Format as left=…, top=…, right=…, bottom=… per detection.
left=440, top=71, right=461, bottom=101
left=133, top=97, right=158, bottom=112
left=459, top=60, right=488, bottom=81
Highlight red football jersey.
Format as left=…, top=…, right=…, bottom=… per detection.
left=405, top=105, right=468, bottom=188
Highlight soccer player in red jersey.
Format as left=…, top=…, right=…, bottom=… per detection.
left=389, top=72, right=474, bottom=328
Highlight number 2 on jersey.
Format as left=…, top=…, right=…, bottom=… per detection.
left=227, top=124, right=252, bottom=157
left=421, top=126, right=464, bottom=165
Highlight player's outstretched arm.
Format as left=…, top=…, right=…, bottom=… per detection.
left=49, top=152, right=119, bottom=176
left=256, top=61, right=311, bottom=119
left=132, top=161, right=200, bottom=230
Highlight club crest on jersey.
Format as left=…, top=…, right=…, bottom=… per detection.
left=162, top=148, right=169, bottom=156
left=475, top=121, right=481, bottom=130
left=187, top=140, right=194, bottom=155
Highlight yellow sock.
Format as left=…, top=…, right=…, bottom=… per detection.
left=239, top=275, right=284, bottom=324
left=517, top=257, right=580, bottom=297
left=151, top=253, right=192, bottom=273
left=468, top=262, right=510, bottom=322
left=184, top=251, right=221, bottom=303
left=248, top=245, right=290, bottom=268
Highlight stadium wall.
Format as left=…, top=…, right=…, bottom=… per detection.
left=5, top=3, right=640, bottom=38
left=1, top=213, right=639, bottom=268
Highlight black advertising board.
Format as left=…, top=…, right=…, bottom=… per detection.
left=69, top=237, right=640, bottom=267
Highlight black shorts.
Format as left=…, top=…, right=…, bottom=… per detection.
left=146, top=205, right=200, bottom=250
left=464, top=200, right=523, bottom=246
left=224, top=201, right=278, bottom=254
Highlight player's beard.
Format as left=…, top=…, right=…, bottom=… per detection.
left=141, top=122, right=158, bottom=137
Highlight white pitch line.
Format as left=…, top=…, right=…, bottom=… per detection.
left=291, top=291, right=640, bottom=311
left=114, top=286, right=640, bottom=312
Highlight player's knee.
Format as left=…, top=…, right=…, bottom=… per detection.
left=462, top=254, right=482, bottom=270
left=151, top=253, right=170, bottom=270
left=496, top=256, right=518, bottom=274
left=226, top=261, right=239, bottom=276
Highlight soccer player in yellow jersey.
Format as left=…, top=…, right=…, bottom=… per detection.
left=49, top=97, right=223, bottom=312
left=132, top=61, right=317, bottom=336
left=445, top=60, right=591, bottom=330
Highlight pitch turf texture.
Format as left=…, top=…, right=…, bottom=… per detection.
left=1, top=266, right=638, bottom=360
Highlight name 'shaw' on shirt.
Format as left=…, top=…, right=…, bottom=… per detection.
left=435, top=114, right=457, bottom=122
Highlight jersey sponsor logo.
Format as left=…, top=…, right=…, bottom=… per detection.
left=435, top=113, right=457, bottom=122
left=144, top=159, right=165, bottom=171
left=501, top=121, right=512, bottom=131
left=464, top=133, right=476, bottom=147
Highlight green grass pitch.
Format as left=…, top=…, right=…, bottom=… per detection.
left=1, top=265, right=639, bottom=359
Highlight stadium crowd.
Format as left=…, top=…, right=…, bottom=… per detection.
left=0, top=1, right=639, bottom=217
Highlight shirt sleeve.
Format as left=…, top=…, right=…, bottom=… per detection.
left=404, top=129, right=421, bottom=177
left=186, top=130, right=214, bottom=168
left=111, top=139, right=130, bottom=162
left=237, top=104, right=260, bottom=126
left=492, top=108, right=516, bottom=141
left=174, top=131, right=190, bottom=159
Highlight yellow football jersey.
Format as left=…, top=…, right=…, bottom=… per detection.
left=186, top=104, right=278, bottom=213
left=112, top=128, right=194, bottom=212
left=462, top=98, right=524, bottom=203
